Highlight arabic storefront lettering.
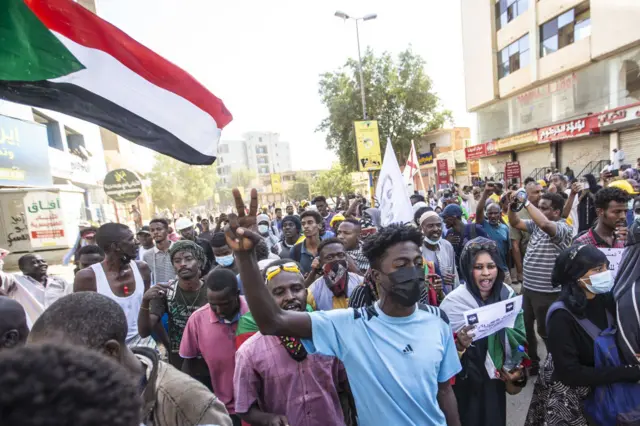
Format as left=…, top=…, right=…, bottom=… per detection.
left=465, top=141, right=498, bottom=161
left=598, top=103, right=640, bottom=129
left=103, top=169, right=143, bottom=203
left=0, top=115, right=53, bottom=186
left=496, top=131, right=538, bottom=151
left=436, top=159, right=449, bottom=185
left=418, top=151, right=433, bottom=165
left=537, top=115, right=599, bottom=143
left=24, top=192, right=66, bottom=248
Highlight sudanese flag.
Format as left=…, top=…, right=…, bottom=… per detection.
left=0, top=0, right=232, bottom=165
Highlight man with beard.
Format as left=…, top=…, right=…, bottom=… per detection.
left=17, top=254, right=70, bottom=308
left=306, top=239, right=363, bottom=311
left=144, top=218, right=175, bottom=286
left=279, top=215, right=304, bottom=258
left=175, top=217, right=214, bottom=275
left=419, top=211, right=459, bottom=294
left=227, top=188, right=462, bottom=426
left=74, top=223, right=155, bottom=348
left=573, top=187, right=630, bottom=248
left=510, top=181, right=542, bottom=284
left=233, top=259, right=349, bottom=426
left=476, top=184, right=511, bottom=283
left=138, top=240, right=208, bottom=369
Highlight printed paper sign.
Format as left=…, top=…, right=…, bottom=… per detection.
left=599, top=247, right=624, bottom=278
left=463, top=295, right=523, bottom=341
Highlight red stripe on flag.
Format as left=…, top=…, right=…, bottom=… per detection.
left=25, top=0, right=232, bottom=129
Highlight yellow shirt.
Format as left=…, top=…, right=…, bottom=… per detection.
left=307, top=292, right=349, bottom=310
left=490, top=193, right=501, bottom=204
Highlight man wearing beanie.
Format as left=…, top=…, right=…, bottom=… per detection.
left=279, top=215, right=304, bottom=258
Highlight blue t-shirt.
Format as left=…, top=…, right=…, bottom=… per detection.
left=302, top=303, right=461, bottom=426
left=481, top=221, right=510, bottom=271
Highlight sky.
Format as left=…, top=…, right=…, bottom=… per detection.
left=97, top=0, right=475, bottom=171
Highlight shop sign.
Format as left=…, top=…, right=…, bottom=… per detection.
left=417, top=151, right=433, bottom=165
left=0, top=115, right=53, bottom=187
left=504, top=161, right=522, bottom=181
left=598, top=103, right=640, bottom=129
left=496, top=131, right=538, bottom=151
left=103, top=169, right=143, bottom=203
left=24, top=191, right=65, bottom=248
left=454, top=149, right=467, bottom=163
left=537, top=116, right=599, bottom=143
left=436, top=159, right=449, bottom=185
left=465, top=141, right=497, bottom=161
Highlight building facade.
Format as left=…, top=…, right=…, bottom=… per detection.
left=216, top=132, right=293, bottom=185
left=415, top=127, right=472, bottom=188
left=461, top=0, right=640, bottom=180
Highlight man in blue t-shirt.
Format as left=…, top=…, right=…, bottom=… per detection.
left=476, top=184, right=511, bottom=283
left=227, top=188, right=462, bottom=426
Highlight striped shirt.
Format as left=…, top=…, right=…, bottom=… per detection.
left=522, top=219, right=572, bottom=293
left=142, top=242, right=175, bottom=285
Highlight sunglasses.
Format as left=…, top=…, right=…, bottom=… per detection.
left=265, top=262, right=301, bottom=282
left=466, top=240, right=498, bottom=252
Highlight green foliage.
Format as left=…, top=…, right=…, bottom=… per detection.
left=317, top=46, right=453, bottom=171
left=148, top=154, right=218, bottom=210
left=229, top=169, right=256, bottom=190
left=286, top=173, right=312, bottom=202
left=311, top=164, right=354, bottom=202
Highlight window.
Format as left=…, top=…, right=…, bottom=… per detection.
left=540, top=3, right=590, bottom=57
left=259, top=166, right=269, bottom=174
left=498, top=33, right=530, bottom=79
left=65, top=126, right=86, bottom=154
left=33, top=110, right=63, bottom=150
left=256, top=146, right=268, bottom=154
left=495, top=0, right=529, bottom=30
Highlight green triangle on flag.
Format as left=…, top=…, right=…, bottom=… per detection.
left=0, top=0, right=85, bottom=81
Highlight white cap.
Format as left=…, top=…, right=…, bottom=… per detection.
left=175, top=217, right=194, bottom=231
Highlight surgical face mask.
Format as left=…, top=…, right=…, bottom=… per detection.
left=424, top=236, right=441, bottom=245
left=215, top=254, right=234, bottom=267
left=582, top=270, right=614, bottom=294
left=384, top=266, right=424, bottom=307
left=258, top=225, right=269, bottom=235
left=629, top=199, right=635, bottom=210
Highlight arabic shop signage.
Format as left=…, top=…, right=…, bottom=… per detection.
left=0, top=115, right=53, bottom=187
left=537, top=116, right=599, bottom=143
left=103, top=169, right=143, bottom=203
left=418, top=151, right=434, bottom=165
left=24, top=191, right=66, bottom=248
left=598, top=103, right=640, bottom=129
left=464, top=141, right=497, bottom=161
left=496, top=131, right=538, bottom=151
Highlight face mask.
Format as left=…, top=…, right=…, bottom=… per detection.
left=216, top=254, right=234, bottom=267
left=582, top=270, right=614, bottom=294
left=323, top=260, right=348, bottom=297
left=385, top=266, right=424, bottom=307
left=424, top=236, right=441, bottom=245
left=258, top=225, right=269, bottom=235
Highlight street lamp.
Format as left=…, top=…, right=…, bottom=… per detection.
left=334, top=10, right=377, bottom=120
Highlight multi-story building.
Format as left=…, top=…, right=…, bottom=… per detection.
left=216, top=131, right=293, bottom=184
left=461, top=0, right=640, bottom=181
left=416, top=127, right=472, bottom=188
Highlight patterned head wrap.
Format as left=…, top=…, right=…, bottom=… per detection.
left=169, top=239, right=205, bottom=266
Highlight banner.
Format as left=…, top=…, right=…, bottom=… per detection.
left=354, top=121, right=382, bottom=171
left=375, top=138, right=413, bottom=226
left=270, top=173, right=282, bottom=194
left=24, top=191, right=66, bottom=248
left=537, top=116, right=600, bottom=143
left=464, top=295, right=523, bottom=341
left=418, top=151, right=433, bottom=165
left=599, top=248, right=624, bottom=278
left=464, top=141, right=497, bottom=161
left=437, top=159, right=449, bottom=185
left=504, top=161, right=522, bottom=182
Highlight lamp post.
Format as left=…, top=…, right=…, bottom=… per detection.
left=334, top=11, right=377, bottom=120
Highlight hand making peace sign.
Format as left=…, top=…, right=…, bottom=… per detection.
left=225, top=188, right=263, bottom=252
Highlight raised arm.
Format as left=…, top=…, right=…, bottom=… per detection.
left=507, top=200, right=528, bottom=232
left=476, top=185, right=493, bottom=224
left=562, top=182, right=579, bottom=219
left=229, top=189, right=312, bottom=338
left=525, top=201, right=558, bottom=236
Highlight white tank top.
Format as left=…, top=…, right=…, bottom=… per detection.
left=90, top=262, right=144, bottom=342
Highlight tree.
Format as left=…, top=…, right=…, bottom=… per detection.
left=286, top=173, right=312, bottom=202
left=148, top=154, right=218, bottom=210
left=317, top=46, right=453, bottom=171
left=312, top=163, right=354, bottom=202
left=230, top=169, right=256, bottom=190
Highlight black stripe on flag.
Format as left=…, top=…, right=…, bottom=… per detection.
left=0, top=80, right=217, bottom=165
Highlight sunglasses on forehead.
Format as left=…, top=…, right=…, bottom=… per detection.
left=265, top=262, right=301, bottom=282
left=466, top=240, right=498, bottom=252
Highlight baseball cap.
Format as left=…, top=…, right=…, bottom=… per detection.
left=137, top=225, right=151, bottom=235
left=175, top=217, right=194, bottom=231
left=441, top=204, right=463, bottom=218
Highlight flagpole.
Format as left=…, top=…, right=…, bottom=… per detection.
left=412, top=140, right=428, bottom=195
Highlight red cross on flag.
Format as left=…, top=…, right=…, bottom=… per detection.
left=402, top=141, right=420, bottom=190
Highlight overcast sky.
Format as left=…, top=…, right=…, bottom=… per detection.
left=97, top=0, right=475, bottom=170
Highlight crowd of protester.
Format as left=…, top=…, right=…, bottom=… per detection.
left=1, top=163, right=640, bottom=425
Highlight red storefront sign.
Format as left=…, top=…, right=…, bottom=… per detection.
left=504, top=161, right=522, bottom=181
left=537, top=116, right=599, bottom=143
left=465, top=141, right=497, bottom=161
left=436, top=159, right=449, bottom=185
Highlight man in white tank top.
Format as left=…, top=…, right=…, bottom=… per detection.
left=74, top=223, right=159, bottom=348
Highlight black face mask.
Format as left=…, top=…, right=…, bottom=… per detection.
left=385, top=266, right=424, bottom=307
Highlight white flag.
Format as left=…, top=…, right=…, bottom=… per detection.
left=376, top=138, right=414, bottom=226
left=402, top=140, right=420, bottom=195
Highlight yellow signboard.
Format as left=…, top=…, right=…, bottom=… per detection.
left=354, top=121, right=382, bottom=172
left=270, top=173, right=283, bottom=194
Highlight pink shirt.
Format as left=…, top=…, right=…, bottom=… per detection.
left=234, top=332, right=347, bottom=426
left=179, top=296, right=249, bottom=414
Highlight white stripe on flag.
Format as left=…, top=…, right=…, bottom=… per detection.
left=49, top=32, right=221, bottom=157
